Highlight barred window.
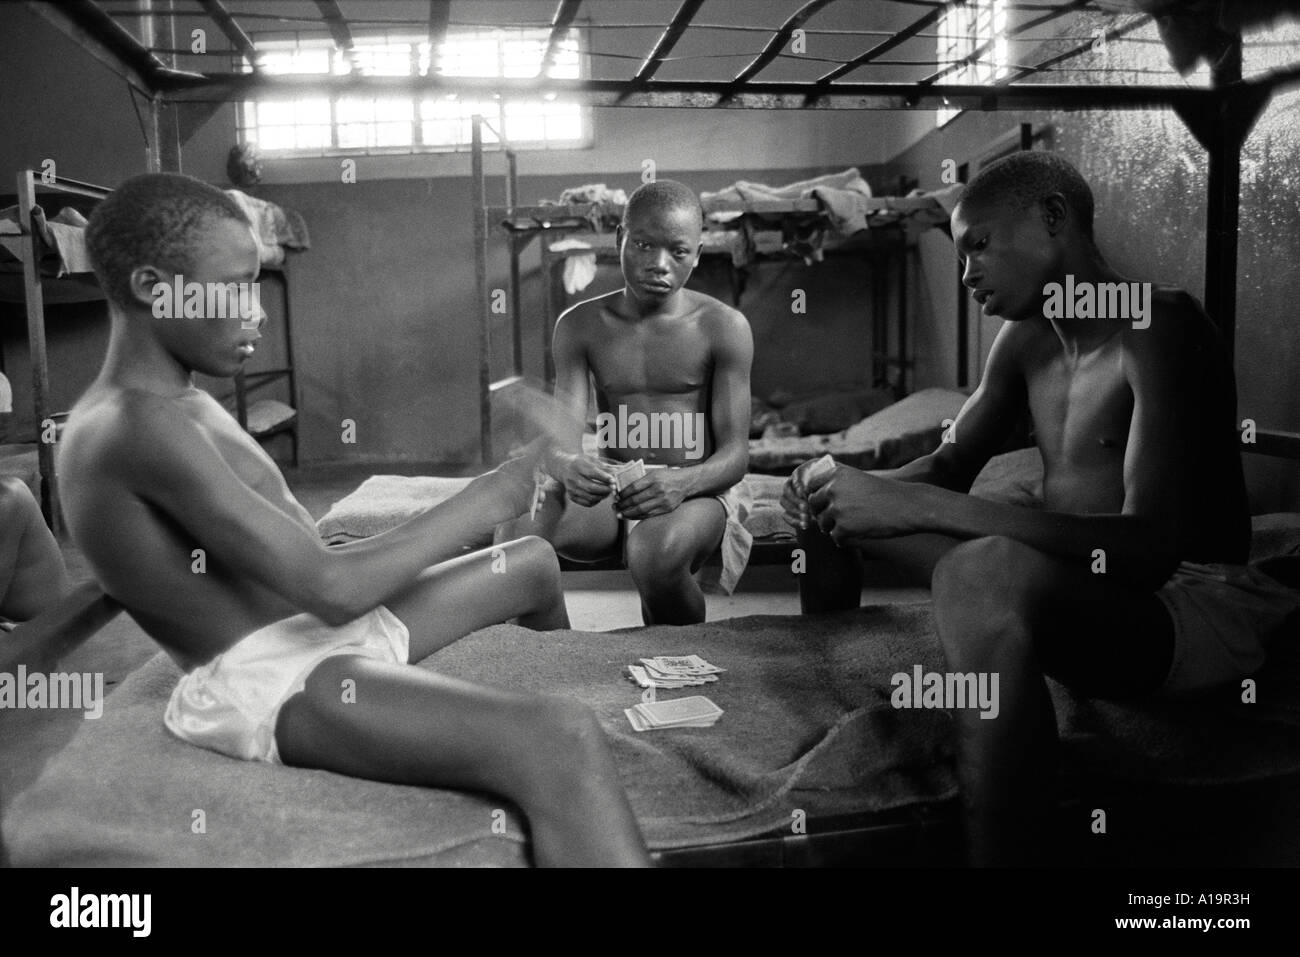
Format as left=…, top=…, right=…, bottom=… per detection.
left=238, top=27, right=590, bottom=155
left=936, top=1, right=1009, bottom=126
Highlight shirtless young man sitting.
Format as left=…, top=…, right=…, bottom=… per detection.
left=503, top=180, right=754, bottom=625
left=60, top=173, right=648, bottom=867
left=783, top=151, right=1299, bottom=866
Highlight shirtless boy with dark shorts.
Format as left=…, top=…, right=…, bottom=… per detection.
left=784, top=151, right=1299, bottom=866
left=503, top=180, right=754, bottom=625
left=61, top=173, right=649, bottom=867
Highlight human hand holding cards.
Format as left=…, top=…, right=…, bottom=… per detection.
left=602, top=457, right=646, bottom=494
left=797, top=453, right=837, bottom=498
left=783, top=454, right=837, bottom=529
left=613, top=462, right=690, bottom=520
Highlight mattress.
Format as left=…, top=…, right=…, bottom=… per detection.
left=747, top=388, right=969, bottom=473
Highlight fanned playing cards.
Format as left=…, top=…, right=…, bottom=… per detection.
left=626, top=654, right=725, bottom=689
left=603, top=458, right=645, bottom=492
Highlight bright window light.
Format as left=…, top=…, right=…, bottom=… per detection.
left=936, top=1, right=1009, bottom=126
left=238, top=27, right=590, bottom=156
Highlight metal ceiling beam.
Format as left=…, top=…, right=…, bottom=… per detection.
left=729, top=0, right=839, bottom=86
left=918, top=0, right=1090, bottom=87
left=158, top=71, right=1217, bottom=113
left=630, top=0, right=706, bottom=85
left=314, top=0, right=362, bottom=73
left=1000, top=14, right=1151, bottom=84
left=428, top=0, right=450, bottom=75
left=539, top=0, right=583, bottom=77
left=197, top=0, right=262, bottom=73
left=23, top=0, right=167, bottom=93
left=814, top=6, right=943, bottom=85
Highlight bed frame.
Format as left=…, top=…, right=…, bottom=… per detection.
left=22, top=0, right=1299, bottom=458
left=466, top=122, right=925, bottom=462
left=1, top=171, right=112, bottom=536
left=5, top=0, right=1300, bottom=867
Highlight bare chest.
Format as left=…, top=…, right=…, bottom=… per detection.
left=1026, top=346, right=1132, bottom=471
left=192, top=400, right=314, bottom=526
left=587, top=318, right=713, bottom=398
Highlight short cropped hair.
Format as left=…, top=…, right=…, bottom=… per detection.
left=956, top=151, right=1095, bottom=239
left=86, top=172, right=249, bottom=309
left=622, top=179, right=704, bottom=230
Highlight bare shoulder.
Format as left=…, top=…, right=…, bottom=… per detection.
left=62, top=388, right=208, bottom=494
left=986, top=313, right=1046, bottom=374
left=1122, top=284, right=1222, bottom=367
left=688, top=289, right=750, bottom=341
left=555, top=290, right=619, bottom=337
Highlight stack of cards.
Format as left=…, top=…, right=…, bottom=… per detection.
left=624, top=695, right=723, bottom=732
left=800, top=453, right=836, bottom=495
left=604, top=458, right=645, bottom=492
left=627, top=654, right=726, bottom=689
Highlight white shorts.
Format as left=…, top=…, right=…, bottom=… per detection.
left=1155, top=562, right=1299, bottom=695
left=164, top=605, right=410, bottom=763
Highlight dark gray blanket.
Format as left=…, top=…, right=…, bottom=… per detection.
left=6, top=604, right=1299, bottom=866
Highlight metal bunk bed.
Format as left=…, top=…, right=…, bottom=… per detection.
left=467, top=113, right=927, bottom=463
left=0, top=170, right=299, bottom=530
left=1, top=171, right=112, bottom=537
left=23, top=0, right=1300, bottom=465
left=5, top=0, right=1299, bottom=869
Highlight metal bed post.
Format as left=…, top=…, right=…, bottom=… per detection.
left=1171, top=35, right=1271, bottom=366
left=471, top=113, right=492, bottom=464
left=280, top=261, right=300, bottom=467
left=505, top=149, right=524, bottom=378
left=17, top=171, right=60, bottom=536
left=897, top=237, right=909, bottom=396
left=541, top=237, right=558, bottom=386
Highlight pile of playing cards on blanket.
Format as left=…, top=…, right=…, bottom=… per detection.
left=627, top=654, right=725, bottom=689
left=624, top=695, right=724, bottom=732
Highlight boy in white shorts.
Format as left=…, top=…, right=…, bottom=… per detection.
left=62, top=172, right=649, bottom=867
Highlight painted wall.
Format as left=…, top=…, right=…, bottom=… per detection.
left=0, top=7, right=142, bottom=443
left=248, top=163, right=889, bottom=466
left=884, top=12, right=1300, bottom=513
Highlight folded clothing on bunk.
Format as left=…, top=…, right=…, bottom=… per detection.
left=0, top=204, right=92, bottom=276
left=537, top=183, right=628, bottom=233
left=700, top=167, right=874, bottom=239
left=224, top=190, right=311, bottom=267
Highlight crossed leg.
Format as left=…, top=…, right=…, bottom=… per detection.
left=930, top=535, right=1173, bottom=866
left=274, top=536, right=650, bottom=867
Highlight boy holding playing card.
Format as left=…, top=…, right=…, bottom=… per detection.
left=504, top=180, right=754, bottom=625
left=782, top=152, right=1298, bottom=865
left=61, top=173, right=649, bottom=867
